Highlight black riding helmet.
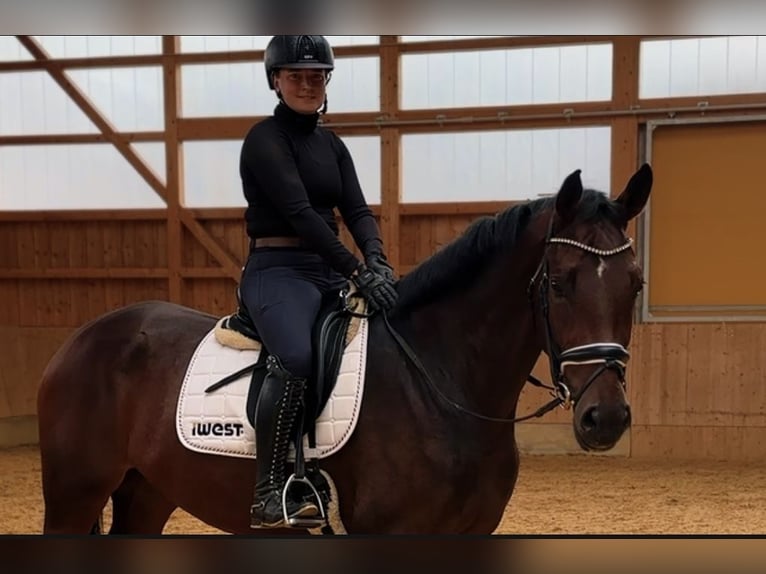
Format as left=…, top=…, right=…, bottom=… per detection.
left=264, top=35, right=335, bottom=90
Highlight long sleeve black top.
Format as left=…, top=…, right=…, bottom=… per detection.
left=240, top=102, right=383, bottom=278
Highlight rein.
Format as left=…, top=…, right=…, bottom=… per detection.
left=350, top=216, right=634, bottom=425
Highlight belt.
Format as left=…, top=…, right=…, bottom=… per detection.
left=251, top=236, right=303, bottom=249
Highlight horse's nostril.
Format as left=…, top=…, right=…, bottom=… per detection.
left=581, top=406, right=599, bottom=431
left=624, top=405, right=632, bottom=426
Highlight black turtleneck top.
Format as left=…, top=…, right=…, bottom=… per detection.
left=240, top=102, right=383, bottom=278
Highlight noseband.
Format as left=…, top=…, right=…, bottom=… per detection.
left=527, top=215, right=633, bottom=410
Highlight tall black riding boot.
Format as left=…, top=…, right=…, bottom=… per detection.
left=250, top=355, right=319, bottom=528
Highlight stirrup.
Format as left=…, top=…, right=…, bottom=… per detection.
left=282, top=473, right=327, bottom=528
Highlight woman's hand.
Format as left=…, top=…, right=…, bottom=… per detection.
left=351, top=265, right=398, bottom=312
left=365, top=252, right=395, bottom=282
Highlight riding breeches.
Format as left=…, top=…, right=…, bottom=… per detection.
left=239, top=248, right=347, bottom=379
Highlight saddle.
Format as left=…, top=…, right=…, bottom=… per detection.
left=215, top=286, right=366, bottom=430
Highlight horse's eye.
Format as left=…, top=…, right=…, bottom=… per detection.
left=550, top=278, right=565, bottom=296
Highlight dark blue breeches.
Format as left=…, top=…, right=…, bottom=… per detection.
left=239, top=248, right=347, bottom=379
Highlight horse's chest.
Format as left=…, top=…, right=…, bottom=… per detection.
left=414, top=448, right=519, bottom=532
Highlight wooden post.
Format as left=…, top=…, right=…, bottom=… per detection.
left=163, top=36, right=184, bottom=303
left=379, top=36, right=401, bottom=274
left=610, top=37, right=641, bottom=214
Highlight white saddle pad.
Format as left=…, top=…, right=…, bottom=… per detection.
left=175, top=318, right=369, bottom=460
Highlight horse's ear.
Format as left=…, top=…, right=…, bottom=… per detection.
left=555, top=169, right=584, bottom=222
left=615, top=163, right=653, bottom=223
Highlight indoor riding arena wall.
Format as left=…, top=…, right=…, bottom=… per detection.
left=2, top=204, right=766, bottom=461
left=2, top=35, right=766, bottom=464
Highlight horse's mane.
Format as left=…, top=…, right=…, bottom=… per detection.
left=395, top=188, right=623, bottom=311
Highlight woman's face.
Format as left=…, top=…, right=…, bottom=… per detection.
left=273, top=68, right=328, bottom=114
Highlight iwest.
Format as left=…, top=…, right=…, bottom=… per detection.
left=191, top=422, right=245, bottom=437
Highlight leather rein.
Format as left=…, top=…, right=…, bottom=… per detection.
left=346, top=214, right=634, bottom=425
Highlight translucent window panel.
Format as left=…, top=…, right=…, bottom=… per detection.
left=181, top=36, right=378, bottom=52
left=0, top=145, right=166, bottom=210
left=33, top=36, right=162, bottom=57
left=183, top=140, right=243, bottom=207
left=0, top=72, right=98, bottom=135
left=183, top=136, right=380, bottom=208
left=402, top=127, right=610, bottom=203
left=0, top=36, right=32, bottom=61
left=342, top=136, right=381, bottom=204
left=182, top=57, right=379, bottom=117
left=324, top=36, right=378, bottom=46
left=67, top=67, right=164, bottom=131
left=639, top=36, right=766, bottom=98
left=327, top=57, right=380, bottom=112
left=132, top=142, right=166, bottom=183
left=402, top=44, right=611, bottom=109
left=182, top=63, right=274, bottom=117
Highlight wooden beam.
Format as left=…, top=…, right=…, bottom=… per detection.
left=394, top=101, right=617, bottom=123
left=15, top=36, right=168, bottom=204
left=179, top=211, right=241, bottom=281
left=0, top=44, right=384, bottom=73
left=177, top=112, right=382, bottom=141
left=400, top=202, right=512, bottom=216
left=163, top=36, right=184, bottom=303
left=637, top=92, right=766, bottom=108
left=0, top=53, right=164, bottom=72
left=0, top=268, right=169, bottom=279
left=187, top=206, right=382, bottom=220
left=396, top=35, right=611, bottom=54
left=379, top=36, right=401, bottom=274
left=0, top=132, right=164, bottom=145
left=187, top=207, right=249, bottom=220
left=180, top=268, right=231, bottom=279
left=174, top=44, right=382, bottom=65
left=177, top=106, right=617, bottom=141
left=0, top=209, right=168, bottom=222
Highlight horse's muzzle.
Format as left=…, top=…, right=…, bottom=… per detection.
left=574, top=400, right=631, bottom=452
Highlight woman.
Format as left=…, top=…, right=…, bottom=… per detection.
left=238, top=35, right=398, bottom=529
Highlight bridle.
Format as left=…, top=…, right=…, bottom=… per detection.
left=364, top=209, right=635, bottom=425
left=525, top=212, right=633, bottom=416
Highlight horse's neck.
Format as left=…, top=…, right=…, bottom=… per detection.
left=403, top=252, right=543, bottom=421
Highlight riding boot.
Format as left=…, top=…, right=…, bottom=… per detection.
left=250, top=355, right=319, bottom=528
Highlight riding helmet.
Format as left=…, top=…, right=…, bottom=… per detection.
left=264, top=35, right=335, bottom=90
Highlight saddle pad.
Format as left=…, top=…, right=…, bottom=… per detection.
left=176, top=317, right=369, bottom=460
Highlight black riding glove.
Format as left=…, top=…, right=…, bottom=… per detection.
left=365, top=251, right=395, bottom=282
left=351, top=265, right=398, bottom=312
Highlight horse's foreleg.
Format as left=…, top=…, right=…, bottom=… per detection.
left=109, top=469, right=176, bottom=535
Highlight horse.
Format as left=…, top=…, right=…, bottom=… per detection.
left=36, top=164, right=652, bottom=535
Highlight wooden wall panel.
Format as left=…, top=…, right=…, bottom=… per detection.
left=11, top=279, right=167, bottom=328
left=3, top=214, right=766, bottom=459
left=0, top=282, right=19, bottom=325
left=399, top=214, right=485, bottom=272
left=2, top=221, right=168, bottom=271
left=181, top=279, right=238, bottom=318
left=0, top=326, right=75, bottom=418
left=182, top=221, right=248, bottom=269
left=631, top=426, right=766, bottom=461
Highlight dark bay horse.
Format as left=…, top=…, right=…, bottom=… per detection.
left=37, top=165, right=652, bottom=534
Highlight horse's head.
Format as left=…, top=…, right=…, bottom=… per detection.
left=529, top=164, right=652, bottom=451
